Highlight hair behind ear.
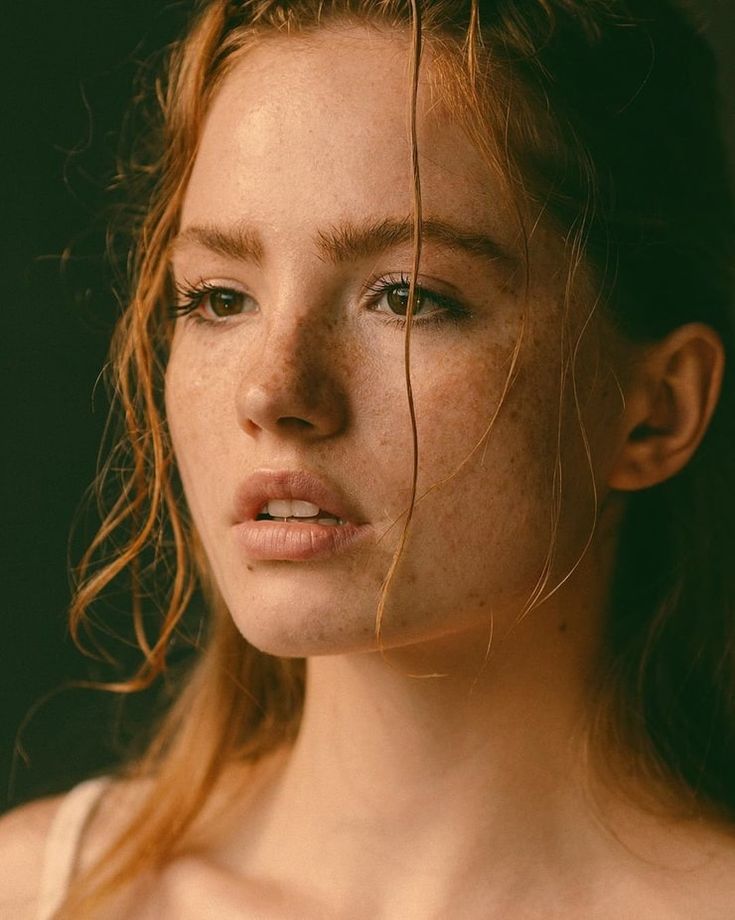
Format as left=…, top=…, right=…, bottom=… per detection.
left=601, top=346, right=735, bottom=819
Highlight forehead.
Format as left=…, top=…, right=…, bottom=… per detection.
left=180, top=25, right=514, bottom=240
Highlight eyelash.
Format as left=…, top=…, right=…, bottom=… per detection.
left=169, top=275, right=469, bottom=328
left=170, top=280, right=249, bottom=325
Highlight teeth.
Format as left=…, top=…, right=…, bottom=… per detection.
left=263, top=499, right=321, bottom=518
left=256, top=499, right=345, bottom=524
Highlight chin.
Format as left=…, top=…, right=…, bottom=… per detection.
left=222, top=588, right=380, bottom=659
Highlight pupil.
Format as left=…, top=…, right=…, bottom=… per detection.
left=387, top=286, right=422, bottom=316
left=210, top=290, right=241, bottom=316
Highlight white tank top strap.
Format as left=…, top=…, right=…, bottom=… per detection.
left=36, top=776, right=111, bottom=920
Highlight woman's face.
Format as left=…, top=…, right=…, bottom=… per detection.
left=166, top=26, right=621, bottom=658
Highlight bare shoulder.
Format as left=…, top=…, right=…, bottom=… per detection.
left=83, top=776, right=151, bottom=852
left=0, top=793, right=66, bottom=920
left=0, top=778, right=154, bottom=920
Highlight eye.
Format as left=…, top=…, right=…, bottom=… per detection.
left=384, top=285, right=426, bottom=317
left=366, top=274, right=468, bottom=325
left=171, top=281, right=256, bottom=322
left=204, top=288, right=248, bottom=318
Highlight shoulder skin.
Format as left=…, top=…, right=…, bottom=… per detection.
left=0, top=794, right=66, bottom=920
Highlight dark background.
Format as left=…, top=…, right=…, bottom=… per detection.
left=2, top=0, right=734, bottom=811
left=1, top=0, right=192, bottom=808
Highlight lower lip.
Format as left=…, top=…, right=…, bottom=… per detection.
left=232, top=520, right=373, bottom=561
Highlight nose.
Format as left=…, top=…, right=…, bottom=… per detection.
left=235, top=311, right=349, bottom=441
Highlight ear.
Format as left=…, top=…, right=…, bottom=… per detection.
left=608, top=323, right=725, bottom=491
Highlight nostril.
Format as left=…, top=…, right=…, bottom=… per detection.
left=236, top=373, right=348, bottom=439
left=277, top=416, right=316, bottom=430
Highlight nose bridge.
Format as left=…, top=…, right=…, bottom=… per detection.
left=236, top=288, right=348, bottom=438
left=266, top=302, right=329, bottom=392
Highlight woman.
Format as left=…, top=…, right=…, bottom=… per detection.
left=2, top=0, right=735, bottom=916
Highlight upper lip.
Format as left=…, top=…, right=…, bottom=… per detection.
left=232, top=469, right=364, bottom=524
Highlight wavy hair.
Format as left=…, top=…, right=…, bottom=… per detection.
left=59, top=0, right=735, bottom=914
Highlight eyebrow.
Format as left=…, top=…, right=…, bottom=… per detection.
left=173, top=223, right=265, bottom=265
left=172, top=216, right=516, bottom=268
left=316, top=216, right=516, bottom=266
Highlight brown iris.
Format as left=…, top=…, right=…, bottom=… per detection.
left=386, top=286, right=423, bottom=316
left=207, top=289, right=245, bottom=317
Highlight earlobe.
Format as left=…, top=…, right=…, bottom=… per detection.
left=608, top=324, right=725, bottom=492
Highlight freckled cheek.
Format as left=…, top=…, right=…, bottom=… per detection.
left=399, top=342, right=565, bottom=566
left=164, top=344, right=236, bottom=512
left=407, top=344, right=537, bottom=475
left=166, top=355, right=226, bottom=438
left=338, top=341, right=413, bottom=445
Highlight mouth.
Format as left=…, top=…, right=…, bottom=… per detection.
left=232, top=469, right=371, bottom=561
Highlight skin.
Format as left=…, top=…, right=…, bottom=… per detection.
left=166, top=31, right=619, bottom=663
left=0, top=23, right=730, bottom=920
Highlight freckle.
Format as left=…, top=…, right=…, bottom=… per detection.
left=246, top=564, right=254, bottom=572
left=558, top=621, right=568, bottom=633
left=478, top=600, right=486, bottom=608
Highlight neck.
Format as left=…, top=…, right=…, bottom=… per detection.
left=293, top=619, right=597, bottom=826
left=221, top=596, right=625, bottom=916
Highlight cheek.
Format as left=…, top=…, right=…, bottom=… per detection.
left=409, top=327, right=559, bottom=489
left=393, top=315, right=599, bottom=611
left=164, top=337, right=235, bottom=531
